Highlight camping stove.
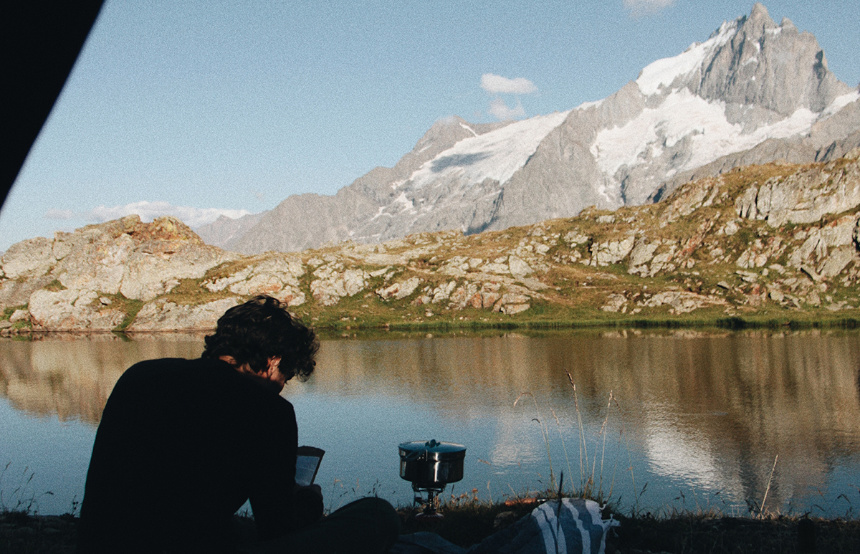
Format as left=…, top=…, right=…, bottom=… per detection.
left=399, top=440, right=466, bottom=517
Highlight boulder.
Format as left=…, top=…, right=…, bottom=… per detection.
left=639, top=291, right=724, bottom=314
left=28, top=289, right=126, bottom=331
left=818, top=247, right=857, bottom=278
left=0, top=274, right=55, bottom=309
left=628, top=239, right=659, bottom=268
left=9, top=309, right=29, bottom=323
left=54, top=234, right=134, bottom=294
left=602, top=293, right=628, bottom=312
left=501, top=303, right=530, bottom=315
left=128, top=298, right=241, bottom=332
left=493, top=293, right=531, bottom=314
left=447, top=282, right=480, bottom=310
left=563, top=230, right=589, bottom=246
left=590, top=236, right=635, bottom=266
left=430, top=281, right=457, bottom=303
left=311, top=264, right=371, bottom=306
left=205, top=255, right=306, bottom=306
left=120, top=242, right=237, bottom=301
left=0, top=237, right=55, bottom=279
left=508, top=255, right=534, bottom=278
left=736, top=155, right=860, bottom=226
left=440, top=256, right=470, bottom=277
left=376, top=277, right=422, bottom=301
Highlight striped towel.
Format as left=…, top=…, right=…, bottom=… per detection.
left=468, top=498, right=619, bottom=554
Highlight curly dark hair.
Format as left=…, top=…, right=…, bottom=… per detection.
left=202, top=295, right=318, bottom=381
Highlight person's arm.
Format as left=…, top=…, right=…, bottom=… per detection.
left=292, top=484, right=324, bottom=527
left=248, top=400, right=322, bottom=538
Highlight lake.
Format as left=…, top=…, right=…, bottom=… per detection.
left=1, top=329, right=859, bottom=518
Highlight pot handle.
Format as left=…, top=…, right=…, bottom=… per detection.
left=401, top=439, right=439, bottom=461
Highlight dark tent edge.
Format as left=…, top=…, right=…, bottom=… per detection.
left=2, top=1, right=104, bottom=211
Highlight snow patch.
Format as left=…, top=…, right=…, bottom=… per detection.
left=742, top=56, right=758, bottom=67
left=393, top=192, right=415, bottom=214
left=370, top=206, right=389, bottom=221
left=459, top=122, right=478, bottom=137
left=636, top=20, right=737, bottom=96
left=408, top=111, right=571, bottom=188
left=372, top=192, right=415, bottom=221
left=576, top=98, right=604, bottom=111
left=822, top=90, right=860, bottom=117
left=591, top=89, right=821, bottom=177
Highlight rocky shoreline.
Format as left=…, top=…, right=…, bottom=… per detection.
left=2, top=151, right=860, bottom=335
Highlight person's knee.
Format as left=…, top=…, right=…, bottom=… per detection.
left=321, top=497, right=399, bottom=552
left=354, top=498, right=400, bottom=542
left=358, top=497, right=396, bottom=514
left=356, top=497, right=399, bottom=531
left=369, top=498, right=400, bottom=550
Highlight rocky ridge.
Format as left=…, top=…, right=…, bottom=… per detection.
left=199, top=4, right=860, bottom=255
left=2, top=149, right=859, bottom=333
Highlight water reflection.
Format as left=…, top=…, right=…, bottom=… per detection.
left=1, top=329, right=858, bottom=516
left=0, top=334, right=205, bottom=423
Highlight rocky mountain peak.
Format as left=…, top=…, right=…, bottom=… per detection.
left=199, top=4, right=858, bottom=256
left=747, top=2, right=773, bottom=26
left=416, top=116, right=473, bottom=150
left=636, top=3, right=849, bottom=116
left=703, top=3, right=846, bottom=115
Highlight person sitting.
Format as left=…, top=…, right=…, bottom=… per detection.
left=77, top=295, right=399, bottom=553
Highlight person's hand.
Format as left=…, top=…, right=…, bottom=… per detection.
left=294, top=484, right=324, bottom=525
left=295, top=484, right=322, bottom=501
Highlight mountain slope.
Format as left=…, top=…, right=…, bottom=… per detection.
left=4, top=149, right=860, bottom=333
left=201, top=3, right=859, bottom=255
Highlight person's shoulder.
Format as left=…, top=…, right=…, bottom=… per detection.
left=120, top=357, right=196, bottom=378
left=124, top=357, right=231, bottom=373
left=113, top=357, right=218, bottom=391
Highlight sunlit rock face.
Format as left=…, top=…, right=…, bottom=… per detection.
left=733, top=152, right=860, bottom=227
left=0, top=216, right=239, bottom=331
left=2, top=150, right=860, bottom=332
left=126, top=298, right=241, bottom=332
left=200, top=3, right=859, bottom=255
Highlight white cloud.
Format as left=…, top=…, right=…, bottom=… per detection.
left=481, top=74, right=537, bottom=120
left=80, top=201, right=252, bottom=228
left=488, top=98, right=526, bottom=120
left=624, top=0, right=676, bottom=16
left=481, top=73, right=538, bottom=95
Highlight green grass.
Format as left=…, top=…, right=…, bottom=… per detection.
left=106, top=295, right=144, bottom=332
left=42, top=280, right=66, bottom=292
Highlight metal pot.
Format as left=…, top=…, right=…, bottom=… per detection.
left=399, top=439, right=466, bottom=490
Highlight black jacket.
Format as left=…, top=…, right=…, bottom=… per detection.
left=77, top=357, right=299, bottom=553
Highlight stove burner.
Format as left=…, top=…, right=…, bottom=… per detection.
left=399, top=439, right=466, bottom=517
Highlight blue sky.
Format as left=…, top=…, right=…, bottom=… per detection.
left=2, top=0, right=858, bottom=251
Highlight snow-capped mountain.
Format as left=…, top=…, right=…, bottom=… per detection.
left=199, top=3, right=860, bottom=254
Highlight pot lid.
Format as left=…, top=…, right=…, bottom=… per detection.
left=399, top=439, right=466, bottom=454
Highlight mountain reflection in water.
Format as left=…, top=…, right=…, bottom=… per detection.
left=1, top=329, right=859, bottom=517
